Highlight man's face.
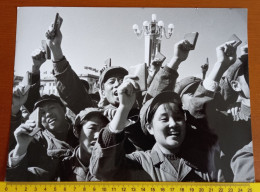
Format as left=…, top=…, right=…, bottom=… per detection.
left=238, top=75, right=250, bottom=99
left=148, top=103, right=186, bottom=154
left=21, top=105, right=30, bottom=120
left=102, top=75, right=124, bottom=106
left=79, top=115, right=107, bottom=155
left=40, top=102, right=66, bottom=133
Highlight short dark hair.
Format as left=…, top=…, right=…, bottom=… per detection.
left=140, top=91, right=183, bottom=135
left=219, top=56, right=249, bottom=104
left=73, top=108, right=109, bottom=138
left=75, top=113, right=109, bottom=138
left=147, top=101, right=185, bottom=125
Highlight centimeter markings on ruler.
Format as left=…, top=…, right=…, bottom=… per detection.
left=0, top=182, right=259, bottom=192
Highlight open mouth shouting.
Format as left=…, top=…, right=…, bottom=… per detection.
left=47, top=118, right=56, bottom=125
left=113, top=90, right=118, bottom=97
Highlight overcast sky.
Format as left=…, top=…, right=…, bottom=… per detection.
left=14, top=7, right=247, bottom=80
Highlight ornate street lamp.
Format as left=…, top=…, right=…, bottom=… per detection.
left=133, top=14, right=174, bottom=66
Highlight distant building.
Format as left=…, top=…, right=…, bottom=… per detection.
left=40, top=76, right=57, bottom=96
left=78, top=73, right=99, bottom=93
left=40, top=69, right=99, bottom=96
left=13, top=67, right=99, bottom=96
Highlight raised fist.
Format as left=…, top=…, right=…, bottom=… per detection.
left=172, top=40, right=192, bottom=63
left=216, top=40, right=237, bottom=68
left=31, top=48, right=46, bottom=72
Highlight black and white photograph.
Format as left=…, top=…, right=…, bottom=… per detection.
left=5, top=7, right=254, bottom=182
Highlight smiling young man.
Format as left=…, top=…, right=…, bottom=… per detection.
left=98, top=66, right=128, bottom=109
left=6, top=95, right=78, bottom=181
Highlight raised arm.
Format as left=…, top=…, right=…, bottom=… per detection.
left=23, top=48, right=46, bottom=114
left=89, top=77, right=143, bottom=180
left=45, top=22, right=94, bottom=114
left=145, top=40, right=192, bottom=102
left=181, top=41, right=238, bottom=119
left=206, top=40, right=237, bottom=83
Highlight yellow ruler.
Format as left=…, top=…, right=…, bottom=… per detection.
left=1, top=182, right=260, bottom=192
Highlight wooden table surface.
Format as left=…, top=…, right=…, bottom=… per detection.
left=0, top=0, right=259, bottom=182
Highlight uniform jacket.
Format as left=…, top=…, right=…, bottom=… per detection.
left=144, top=66, right=179, bottom=103
left=6, top=123, right=78, bottom=181
left=181, top=81, right=252, bottom=182
left=53, top=57, right=94, bottom=115
left=60, top=146, right=98, bottom=181
left=90, top=128, right=212, bottom=182
left=231, top=141, right=255, bottom=182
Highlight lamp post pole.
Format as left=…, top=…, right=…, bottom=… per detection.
left=133, top=14, right=174, bottom=67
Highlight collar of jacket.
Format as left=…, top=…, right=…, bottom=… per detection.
left=42, top=128, right=73, bottom=158
left=74, top=147, right=98, bottom=181
left=74, top=146, right=89, bottom=173
left=71, top=146, right=92, bottom=180
left=150, top=143, right=200, bottom=181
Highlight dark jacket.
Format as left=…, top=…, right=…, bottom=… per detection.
left=60, top=146, right=98, bottom=181
left=144, top=66, right=179, bottom=103
left=181, top=82, right=252, bottom=182
left=53, top=57, right=95, bottom=115
left=90, top=128, right=212, bottom=182
left=6, top=123, right=78, bottom=181
left=23, top=72, right=41, bottom=113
